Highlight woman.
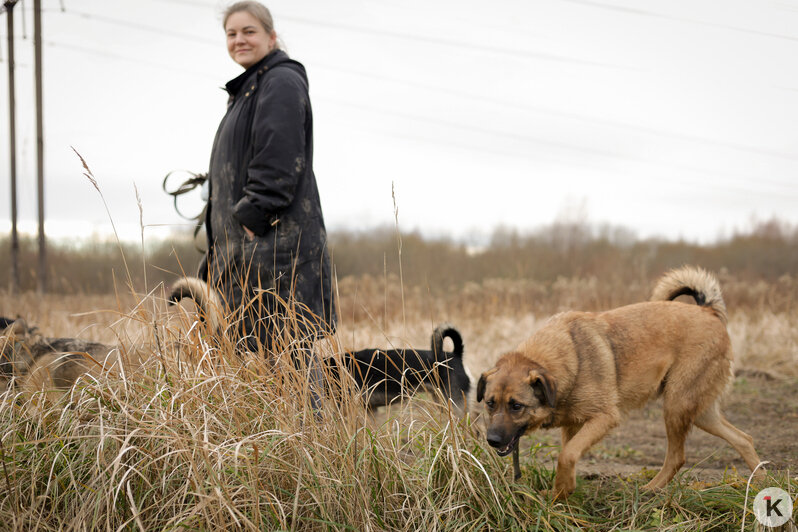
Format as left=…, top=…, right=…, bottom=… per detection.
left=204, top=1, right=336, bottom=354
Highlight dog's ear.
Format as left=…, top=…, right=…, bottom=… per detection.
left=3, top=319, right=28, bottom=338
left=476, top=373, right=487, bottom=403
left=529, top=369, right=557, bottom=408
left=477, top=368, right=496, bottom=403
left=477, top=368, right=498, bottom=403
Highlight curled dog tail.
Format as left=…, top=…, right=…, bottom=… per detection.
left=169, top=277, right=224, bottom=333
left=650, top=266, right=727, bottom=325
left=431, top=324, right=464, bottom=358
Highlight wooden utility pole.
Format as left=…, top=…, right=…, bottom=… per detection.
left=33, top=0, right=46, bottom=293
left=4, top=0, right=20, bottom=295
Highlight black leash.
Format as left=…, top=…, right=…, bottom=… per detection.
left=162, top=170, right=208, bottom=251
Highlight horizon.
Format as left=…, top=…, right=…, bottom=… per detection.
left=2, top=211, right=793, bottom=250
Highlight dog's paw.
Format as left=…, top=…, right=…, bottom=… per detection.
left=641, top=480, right=664, bottom=491
left=541, top=487, right=572, bottom=501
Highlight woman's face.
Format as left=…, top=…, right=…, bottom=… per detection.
left=225, top=11, right=276, bottom=69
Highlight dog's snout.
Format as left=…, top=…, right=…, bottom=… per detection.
left=486, top=429, right=503, bottom=448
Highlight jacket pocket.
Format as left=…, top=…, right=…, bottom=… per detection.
left=243, top=239, right=326, bottom=305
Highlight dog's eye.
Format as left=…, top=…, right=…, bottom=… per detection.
left=486, top=400, right=495, bottom=409
left=511, top=402, right=523, bottom=411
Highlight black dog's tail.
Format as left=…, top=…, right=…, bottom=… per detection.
left=169, top=277, right=224, bottom=333
left=650, top=265, right=727, bottom=325
left=431, top=324, right=464, bottom=358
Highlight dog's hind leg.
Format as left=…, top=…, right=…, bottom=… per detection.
left=693, top=401, right=762, bottom=474
left=643, top=403, right=691, bottom=490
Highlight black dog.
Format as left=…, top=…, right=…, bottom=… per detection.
left=327, top=324, right=471, bottom=413
left=168, top=279, right=472, bottom=412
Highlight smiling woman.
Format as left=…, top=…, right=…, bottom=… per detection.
left=224, top=4, right=277, bottom=70
left=201, top=1, right=337, bottom=407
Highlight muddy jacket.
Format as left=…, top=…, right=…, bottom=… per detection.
left=205, top=49, right=336, bottom=341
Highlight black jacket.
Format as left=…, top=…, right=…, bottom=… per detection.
left=205, top=50, right=336, bottom=337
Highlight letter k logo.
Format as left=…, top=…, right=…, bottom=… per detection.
left=765, top=496, right=783, bottom=517
left=755, top=488, right=792, bottom=528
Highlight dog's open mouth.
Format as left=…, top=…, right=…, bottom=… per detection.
left=494, top=428, right=525, bottom=457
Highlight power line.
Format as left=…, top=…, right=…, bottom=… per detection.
left=6, top=2, right=797, bottom=195
left=64, top=3, right=636, bottom=70
left=43, top=7, right=218, bottom=47
left=332, top=121, right=798, bottom=204
left=9, top=31, right=795, bottom=193
left=559, top=0, right=798, bottom=43
left=152, top=0, right=798, bottom=46
left=286, top=15, right=637, bottom=71
left=325, top=96, right=798, bottom=195
left=6, top=35, right=798, bottom=192
left=314, top=63, right=798, bottom=165
left=29, top=4, right=634, bottom=75
left=38, top=38, right=218, bottom=80
left=27, top=5, right=798, bottom=167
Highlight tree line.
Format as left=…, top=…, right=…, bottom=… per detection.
left=1, top=217, right=795, bottom=295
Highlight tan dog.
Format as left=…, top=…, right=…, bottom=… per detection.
left=1, top=283, right=223, bottom=403
left=1, top=319, right=120, bottom=402
left=477, top=266, right=761, bottom=498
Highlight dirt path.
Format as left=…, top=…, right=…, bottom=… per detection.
left=520, top=374, right=798, bottom=482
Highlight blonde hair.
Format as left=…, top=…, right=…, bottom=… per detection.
left=223, top=1, right=282, bottom=50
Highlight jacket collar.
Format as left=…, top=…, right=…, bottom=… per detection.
left=224, top=49, right=291, bottom=96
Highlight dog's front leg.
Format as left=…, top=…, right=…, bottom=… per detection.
left=561, top=423, right=583, bottom=448
left=552, top=412, right=619, bottom=498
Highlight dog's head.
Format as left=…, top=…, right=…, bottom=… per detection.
left=476, top=352, right=557, bottom=457
left=1, top=319, right=38, bottom=377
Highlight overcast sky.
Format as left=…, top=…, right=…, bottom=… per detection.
left=1, top=0, right=797, bottom=245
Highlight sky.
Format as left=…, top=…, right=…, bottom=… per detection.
left=0, top=0, right=797, bottom=246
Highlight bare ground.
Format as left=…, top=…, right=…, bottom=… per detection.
left=510, top=373, right=798, bottom=484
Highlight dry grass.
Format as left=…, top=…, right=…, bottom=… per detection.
left=0, top=287, right=541, bottom=530
left=1, top=272, right=796, bottom=530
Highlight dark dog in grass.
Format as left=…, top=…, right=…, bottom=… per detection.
left=1, top=284, right=223, bottom=402
left=0, top=318, right=120, bottom=400
left=327, top=324, right=471, bottom=413
left=169, top=278, right=472, bottom=413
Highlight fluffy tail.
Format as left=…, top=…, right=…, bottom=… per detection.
left=650, top=266, right=727, bottom=325
left=431, top=324, right=464, bottom=358
left=169, top=277, right=224, bottom=333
